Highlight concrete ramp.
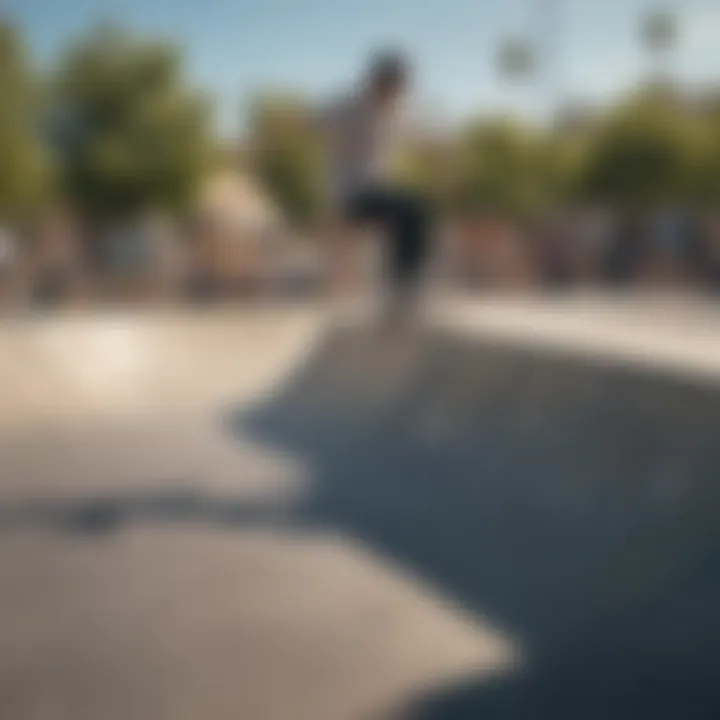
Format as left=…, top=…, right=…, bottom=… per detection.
left=0, top=301, right=719, bottom=719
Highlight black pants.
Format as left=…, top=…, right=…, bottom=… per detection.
left=345, top=186, right=431, bottom=287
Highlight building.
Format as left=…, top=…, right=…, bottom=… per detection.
left=192, top=171, right=285, bottom=297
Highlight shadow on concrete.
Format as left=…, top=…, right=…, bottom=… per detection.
left=2, top=324, right=719, bottom=717
left=0, top=487, right=292, bottom=536
left=224, top=325, right=720, bottom=719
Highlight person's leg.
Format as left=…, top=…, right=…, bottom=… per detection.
left=389, top=191, right=431, bottom=288
left=346, top=186, right=432, bottom=300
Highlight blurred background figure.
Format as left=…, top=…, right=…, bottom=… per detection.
left=604, top=209, right=646, bottom=287
left=641, top=206, right=696, bottom=287
left=0, top=223, right=20, bottom=307
left=103, top=218, right=153, bottom=303
left=28, top=206, right=86, bottom=307
left=534, top=211, right=576, bottom=290
left=701, top=210, right=720, bottom=291
left=572, top=206, right=616, bottom=287
left=103, top=212, right=192, bottom=304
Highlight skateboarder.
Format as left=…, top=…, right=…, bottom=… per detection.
left=314, top=50, right=432, bottom=321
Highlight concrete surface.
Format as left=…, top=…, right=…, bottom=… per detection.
left=0, top=297, right=719, bottom=719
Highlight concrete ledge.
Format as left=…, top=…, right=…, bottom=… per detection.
left=436, top=294, right=720, bottom=384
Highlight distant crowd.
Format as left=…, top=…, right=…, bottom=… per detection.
left=1, top=206, right=719, bottom=310
left=445, top=207, right=720, bottom=293
left=0, top=208, right=311, bottom=308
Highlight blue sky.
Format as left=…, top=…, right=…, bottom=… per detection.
left=4, top=0, right=720, bottom=135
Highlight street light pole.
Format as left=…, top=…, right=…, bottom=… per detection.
left=535, top=0, right=560, bottom=123
left=641, top=3, right=679, bottom=85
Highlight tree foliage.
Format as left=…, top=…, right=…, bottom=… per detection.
left=581, top=89, right=705, bottom=207
left=692, top=109, right=720, bottom=206
left=51, top=25, right=211, bottom=219
left=451, top=118, right=551, bottom=216
left=0, top=22, right=49, bottom=219
left=248, top=93, right=323, bottom=228
left=394, top=136, right=455, bottom=209
left=4, top=19, right=720, bottom=231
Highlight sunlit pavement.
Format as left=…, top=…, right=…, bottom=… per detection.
left=0, top=296, right=719, bottom=719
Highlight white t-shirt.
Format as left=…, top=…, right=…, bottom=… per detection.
left=316, top=91, right=405, bottom=208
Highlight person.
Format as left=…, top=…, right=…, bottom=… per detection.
left=314, top=50, right=432, bottom=322
left=604, top=209, right=645, bottom=286
left=0, top=225, right=19, bottom=305
left=0, top=225, right=17, bottom=272
left=30, top=209, right=85, bottom=306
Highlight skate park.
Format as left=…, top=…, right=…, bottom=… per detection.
left=0, top=296, right=719, bottom=719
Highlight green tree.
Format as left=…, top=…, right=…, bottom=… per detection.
left=452, top=118, right=550, bottom=217
left=248, top=93, right=322, bottom=228
left=0, top=21, right=49, bottom=220
left=394, top=136, right=455, bottom=209
left=538, top=130, right=589, bottom=209
left=581, top=90, right=703, bottom=207
left=52, top=25, right=211, bottom=220
left=693, top=116, right=720, bottom=207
